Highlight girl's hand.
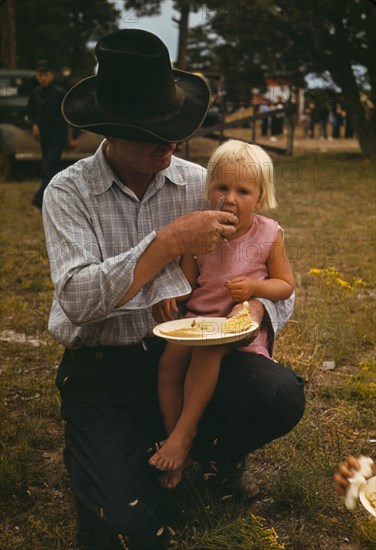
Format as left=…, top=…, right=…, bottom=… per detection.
left=152, top=298, right=178, bottom=323
left=225, top=276, right=254, bottom=301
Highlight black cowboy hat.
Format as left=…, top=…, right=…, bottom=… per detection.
left=62, top=29, right=210, bottom=143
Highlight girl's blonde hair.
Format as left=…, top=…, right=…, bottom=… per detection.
left=205, top=140, right=277, bottom=210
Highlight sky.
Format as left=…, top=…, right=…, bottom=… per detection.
left=116, top=0, right=204, bottom=63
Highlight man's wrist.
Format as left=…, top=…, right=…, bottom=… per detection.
left=155, top=225, right=181, bottom=262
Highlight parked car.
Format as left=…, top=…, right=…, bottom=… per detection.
left=0, top=69, right=102, bottom=180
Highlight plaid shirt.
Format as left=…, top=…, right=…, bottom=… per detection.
left=43, top=140, right=293, bottom=349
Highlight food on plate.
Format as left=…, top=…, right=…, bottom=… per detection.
left=223, top=301, right=253, bottom=333
left=159, top=318, right=211, bottom=338
left=158, top=302, right=254, bottom=339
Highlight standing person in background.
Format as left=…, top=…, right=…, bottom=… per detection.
left=259, top=98, right=270, bottom=137
left=342, top=103, right=354, bottom=138
left=302, top=107, right=312, bottom=139
left=329, top=101, right=343, bottom=139
left=270, top=96, right=284, bottom=142
left=318, top=102, right=329, bottom=140
left=307, top=102, right=317, bottom=139
left=27, top=60, right=80, bottom=209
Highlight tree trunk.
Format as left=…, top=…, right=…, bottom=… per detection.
left=327, top=22, right=376, bottom=163
left=1, top=0, right=17, bottom=68
left=175, top=3, right=190, bottom=70
left=350, top=99, right=376, bottom=163
left=330, top=68, right=376, bottom=163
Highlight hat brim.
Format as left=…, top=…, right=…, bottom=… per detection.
left=62, top=70, right=210, bottom=143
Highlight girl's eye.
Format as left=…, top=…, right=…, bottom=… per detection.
left=239, top=188, right=250, bottom=195
left=216, top=184, right=227, bottom=192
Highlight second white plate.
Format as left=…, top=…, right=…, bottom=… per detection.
left=359, top=476, right=376, bottom=517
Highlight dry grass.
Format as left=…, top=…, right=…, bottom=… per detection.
left=1, top=148, right=375, bottom=549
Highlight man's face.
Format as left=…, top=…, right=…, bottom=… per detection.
left=35, top=71, right=54, bottom=87
left=106, top=138, right=177, bottom=175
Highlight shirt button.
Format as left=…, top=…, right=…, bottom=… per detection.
left=95, top=352, right=103, bottom=360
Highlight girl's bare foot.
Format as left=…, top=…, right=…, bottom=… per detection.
left=149, top=433, right=192, bottom=471
left=159, top=466, right=184, bottom=489
left=159, top=457, right=191, bottom=489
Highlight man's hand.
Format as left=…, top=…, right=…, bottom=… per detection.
left=165, top=210, right=238, bottom=258
left=225, top=276, right=254, bottom=301
left=69, top=138, right=79, bottom=149
left=152, top=298, right=178, bottom=323
left=227, top=299, right=264, bottom=347
left=32, top=124, right=40, bottom=141
left=117, top=211, right=237, bottom=307
left=334, top=456, right=360, bottom=497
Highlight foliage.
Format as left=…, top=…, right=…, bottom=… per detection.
left=124, top=0, right=204, bottom=17
left=124, top=0, right=205, bottom=67
left=196, top=0, right=376, bottom=161
left=15, top=0, right=120, bottom=79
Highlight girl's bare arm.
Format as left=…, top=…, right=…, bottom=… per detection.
left=225, top=230, right=295, bottom=302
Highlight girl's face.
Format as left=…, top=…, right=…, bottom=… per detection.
left=209, top=161, right=262, bottom=237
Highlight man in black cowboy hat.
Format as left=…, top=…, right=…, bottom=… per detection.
left=42, top=29, right=305, bottom=550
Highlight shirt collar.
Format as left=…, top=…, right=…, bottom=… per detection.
left=89, top=140, right=187, bottom=196
left=159, top=156, right=188, bottom=186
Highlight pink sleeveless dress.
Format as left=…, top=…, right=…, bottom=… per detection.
left=185, top=214, right=280, bottom=358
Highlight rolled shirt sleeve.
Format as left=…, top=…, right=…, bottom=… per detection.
left=257, top=293, right=295, bottom=353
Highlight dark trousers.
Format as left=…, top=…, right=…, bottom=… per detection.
left=32, top=130, right=66, bottom=209
left=261, top=117, right=269, bottom=136
left=57, top=339, right=305, bottom=549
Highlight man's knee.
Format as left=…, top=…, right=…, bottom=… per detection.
left=268, top=369, right=306, bottom=435
left=76, top=497, right=170, bottom=550
left=103, top=502, right=170, bottom=550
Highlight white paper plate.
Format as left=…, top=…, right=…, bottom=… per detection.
left=359, top=476, right=376, bottom=517
left=153, top=317, right=259, bottom=346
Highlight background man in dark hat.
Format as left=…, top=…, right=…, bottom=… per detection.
left=42, top=29, right=305, bottom=550
left=27, top=60, right=80, bottom=209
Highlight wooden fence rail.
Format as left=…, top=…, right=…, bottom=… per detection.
left=184, top=105, right=296, bottom=160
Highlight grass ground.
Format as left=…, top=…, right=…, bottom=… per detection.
left=1, top=148, right=375, bottom=549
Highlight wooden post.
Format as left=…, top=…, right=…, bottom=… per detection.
left=251, top=105, right=256, bottom=142
left=286, top=110, right=295, bottom=155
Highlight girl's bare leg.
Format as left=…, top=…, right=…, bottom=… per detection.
left=150, top=345, right=227, bottom=479
left=149, top=343, right=191, bottom=466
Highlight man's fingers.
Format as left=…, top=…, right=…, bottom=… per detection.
left=172, top=210, right=238, bottom=256
left=162, top=302, right=173, bottom=321
left=216, top=211, right=238, bottom=225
